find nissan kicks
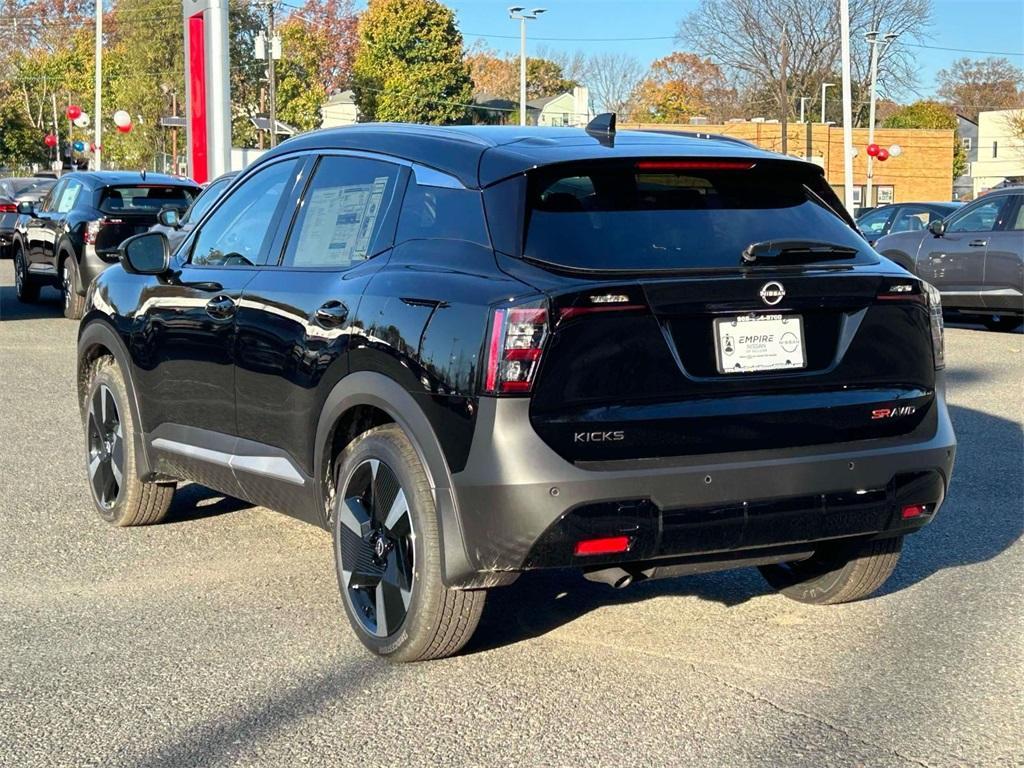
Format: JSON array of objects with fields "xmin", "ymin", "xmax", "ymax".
[{"xmin": 76, "ymin": 120, "xmax": 956, "ymax": 661}]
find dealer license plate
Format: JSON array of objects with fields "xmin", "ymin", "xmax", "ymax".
[{"xmin": 714, "ymin": 314, "xmax": 806, "ymax": 374}]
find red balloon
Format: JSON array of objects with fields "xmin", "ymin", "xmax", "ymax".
[
  {"xmin": 116, "ymin": 122, "xmax": 132, "ymax": 134},
  {"xmin": 866, "ymin": 143, "xmax": 880, "ymax": 157},
  {"xmin": 66, "ymin": 104, "xmax": 82, "ymax": 120},
  {"xmin": 44, "ymin": 133, "xmax": 58, "ymax": 148},
  {"xmin": 877, "ymin": 147, "xmax": 890, "ymax": 162}
]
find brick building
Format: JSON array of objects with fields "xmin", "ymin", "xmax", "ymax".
[{"xmin": 623, "ymin": 122, "xmax": 956, "ymax": 207}]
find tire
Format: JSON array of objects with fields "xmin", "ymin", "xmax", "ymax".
[
  {"xmin": 982, "ymin": 314, "xmax": 1022, "ymax": 332},
  {"xmin": 758, "ymin": 536, "xmax": 903, "ymax": 605},
  {"xmin": 82, "ymin": 356, "xmax": 175, "ymax": 526},
  {"xmin": 13, "ymin": 244, "xmax": 39, "ymax": 303},
  {"xmin": 62, "ymin": 255, "xmax": 86, "ymax": 320},
  {"xmin": 332, "ymin": 424, "xmax": 485, "ymax": 662}
]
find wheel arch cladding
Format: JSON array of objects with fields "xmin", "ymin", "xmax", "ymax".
[
  {"xmin": 78, "ymin": 320, "xmax": 153, "ymax": 478},
  {"xmin": 315, "ymin": 371, "xmax": 480, "ymax": 588}
]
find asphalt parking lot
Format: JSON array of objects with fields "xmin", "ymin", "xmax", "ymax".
[{"xmin": 1, "ymin": 260, "xmax": 1021, "ymax": 768}]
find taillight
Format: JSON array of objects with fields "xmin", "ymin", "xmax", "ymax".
[
  {"xmin": 484, "ymin": 300, "xmax": 549, "ymax": 395},
  {"xmin": 84, "ymin": 218, "xmax": 123, "ymax": 245},
  {"xmin": 0, "ymin": 203, "xmax": 17, "ymax": 213},
  {"xmin": 923, "ymin": 282, "xmax": 945, "ymax": 370}
]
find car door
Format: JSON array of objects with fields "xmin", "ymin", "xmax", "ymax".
[
  {"xmin": 232, "ymin": 153, "xmax": 407, "ymax": 515},
  {"xmin": 24, "ymin": 178, "xmax": 65, "ymax": 267},
  {"xmin": 982, "ymin": 194, "xmax": 1024, "ymax": 314},
  {"xmin": 132, "ymin": 157, "xmax": 305, "ymax": 494},
  {"xmin": 919, "ymin": 195, "xmax": 1011, "ymax": 310}
]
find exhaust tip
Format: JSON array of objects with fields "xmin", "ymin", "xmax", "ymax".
[{"xmin": 583, "ymin": 566, "xmax": 635, "ymax": 589}]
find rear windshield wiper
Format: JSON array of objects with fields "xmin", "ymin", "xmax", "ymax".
[{"xmin": 742, "ymin": 240, "xmax": 859, "ymax": 266}]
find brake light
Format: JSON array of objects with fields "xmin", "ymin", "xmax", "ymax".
[
  {"xmin": 635, "ymin": 160, "xmax": 755, "ymax": 172},
  {"xmin": 0, "ymin": 203, "xmax": 17, "ymax": 213},
  {"xmin": 84, "ymin": 218, "xmax": 123, "ymax": 245},
  {"xmin": 484, "ymin": 301, "xmax": 549, "ymax": 394}
]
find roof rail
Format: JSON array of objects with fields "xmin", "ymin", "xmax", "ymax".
[{"xmin": 635, "ymin": 128, "xmax": 759, "ymax": 150}]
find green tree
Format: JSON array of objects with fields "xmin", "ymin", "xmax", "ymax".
[
  {"xmin": 352, "ymin": 0, "xmax": 473, "ymax": 124},
  {"xmin": 276, "ymin": 20, "xmax": 328, "ymax": 132},
  {"xmin": 883, "ymin": 100, "xmax": 967, "ymax": 180}
]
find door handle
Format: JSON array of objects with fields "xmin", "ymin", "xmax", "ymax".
[
  {"xmin": 314, "ymin": 300, "xmax": 349, "ymax": 328},
  {"xmin": 205, "ymin": 294, "xmax": 237, "ymax": 320},
  {"xmin": 968, "ymin": 239, "xmax": 987, "ymax": 247}
]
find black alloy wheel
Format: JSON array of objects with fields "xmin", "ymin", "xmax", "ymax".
[
  {"xmin": 62, "ymin": 261, "xmax": 72, "ymax": 313},
  {"xmin": 86, "ymin": 383, "xmax": 125, "ymax": 509},
  {"xmin": 337, "ymin": 458, "xmax": 415, "ymax": 638}
]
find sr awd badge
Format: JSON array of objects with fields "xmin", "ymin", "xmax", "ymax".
[{"xmin": 760, "ymin": 281, "xmax": 786, "ymax": 306}]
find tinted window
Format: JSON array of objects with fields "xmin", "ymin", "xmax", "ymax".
[
  {"xmin": 282, "ymin": 156, "xmax": 401, "ymax": 268},
  {"xmin": 947, "ymin": 197, "xmax": 1009, "ymax": 233},
  {"xmin": 100, "ymin": 185, "xmax": 196, "ymax": 214},
  {"xmin": 857, "ymin": 207, "xmax": 893, "ymax": 236},
  {"xmin": 191, "ymin": 159, "xmax": 299, "ymax": 267},
  {"xmin": 523, "ymin": 161, "xmax": 870, "ymax": 271},
  {"xmin": 43, "ymin": 179, "xmax": 67, "ymax": 212},
  {"xmin": 181, "ymin": 177, "xmax": 232, "ymax": 225},
  {"xmin": 1010, "ymin": 197, "xmax": 1024, "ymax": 231},
  {"xmin": 890, "ymin": 206, "xmax": 932, "ymax": 234},
  {"xmin": 396, "ymin": 182, "xmax": 488, "ymax": 246}
]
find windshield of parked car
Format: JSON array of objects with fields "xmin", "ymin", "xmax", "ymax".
[
  {"xmin": 100, "ymin": 185, "xmax": 197, "ymax": 214},
  {"xmin": 523, "ymin": 160, "xmax": 873, "ymax": 271}
]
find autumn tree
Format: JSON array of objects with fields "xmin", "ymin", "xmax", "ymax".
[
  {"xmin": 290, "ymin": 0, "xmax": 359, "ymax": 93},
  {"xmin": 276, "ymin": 19, "xmax": 329, "ymax": 131},
  {"xmin": 631, "ymin": 52, "xmax": 736, "ymax": 123},
  {"xmin": 468, "ymin": 44, "xmax": 576, "ymax": 102},
  {"xmin": 937, "ymin": 57, "xmax": 1024, "ymax": 122},
  {"xmin": 352, "ymin": 0, "xmax": 473, "ymax": 124},
  {"xmin": 883, "ymin": 100, "xmax": 966, "ymax": 180}
]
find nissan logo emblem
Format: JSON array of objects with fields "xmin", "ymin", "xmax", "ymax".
[{"xmin": 760, "ymin": 281, "xmax": 785, "ymax": 306}]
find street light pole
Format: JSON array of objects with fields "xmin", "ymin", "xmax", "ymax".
[
  {"xmin": 839, "ymin": 0, "xmax": 854, "ymax": 210},
  {"xmin": 820, "ymin": 82, "xmax": 834, "ymax": 124},
  {"xmin": 865, "ymin": 31, "xmax": 898, "ymax": 209},
  {"xmin": 509, "ymin": 7, "xmax": 545, "ymax": 127},
  {"xmin": 94, "ymin": 0, "xmax": 102, "ymax": 170}
]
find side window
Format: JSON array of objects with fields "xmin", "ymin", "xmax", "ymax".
[
  {"xmin": 947, "ymin": 197, "xmax": 1009, "ymax": 233},
  {"xmin": 1009, "ymin": 197, "xmax": 1024, "ymax": 231},
  {"xmin": 55, "ymin": 179, "xmax": 83, "ymax": 213},
  {"xmin": 890, "ymin": 206, "xmax": 931, "ymax": 234},
  {"xmin": 190, "ymin": 159, "xmax": 299, "ymax": 267},
  {"xmin": 396, "ymin": 180, "xmax": 489, "ymax": 247},
  {"xmin": 43, "ymin": 179, "xmax": 66, "ymax": 212},
  {"xmin": 857, "ymin": 207, "xmax": 892, "ymax": 237},
  {"xmin": 282, "ymin": 156, "xmax": 402, "ymax": 269},
  {"xmin": 182, "ymin": 177, "xmax": 231, "ymax": 225}
]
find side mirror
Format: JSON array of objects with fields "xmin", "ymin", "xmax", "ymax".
[
  {"xmin": 16, "ymin": 201, "xmax": 34, "ymax": 215},
  {"xmin": 928, "ymin": 219, "xmax": 946, "ymax": 237},
  {"xmin": 120, "ymin": 231, "xmax": 170, "ymax": 275},
  {"xmin": 157, "ymin": 206, "xmax": 181, "ymax": 228}
]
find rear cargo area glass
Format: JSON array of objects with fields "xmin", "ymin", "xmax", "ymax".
[
  {"xmin": 524, "ymin": 161, "xmax": 871, "ymax": 271},
  {"xmin": 100, "ymin": 186, "xmax": 195, "ymax": 214}
]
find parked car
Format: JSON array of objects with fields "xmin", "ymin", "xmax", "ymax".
[
  {"xmin": 874, "ymin": 187, "xmax": 1023, "ymax": 331},
  {"xmin": 149, "ymin": 171, "xmax": 237, "ymax": 251},
  {"xmin": 77, "ymin": 122, "xmax": 955, "ymax": 661},
  {"xmin": 857, "ymin": 202, "xmax": 962, "ymax": 245},
  {"xmin": 0, "ymin": 177, "xmax": 57, "ymax": 258},
  {"xmin": 11, "ymin": 171, "xmax": 199, "ymax": 319}
]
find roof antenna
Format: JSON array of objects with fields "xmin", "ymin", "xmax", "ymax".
[{"xmin": 586, "ymin": 112, "xmax": 616, "ymax": 147}]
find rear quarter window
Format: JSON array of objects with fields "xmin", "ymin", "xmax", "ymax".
[
  {"xmin": 100, "ymin": 185, "xmax": 197, "ymax": 214},
  {"xmin": 396, "ymin": 182, "xmax": 489, "ymax": 247}
]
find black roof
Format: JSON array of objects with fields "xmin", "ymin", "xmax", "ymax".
[
  {"xmin": 258, "ymin": 123, "xmax": 810, "ymax": 189},
  {"xmin": 59, "ymin": 170, "xmax": 199, "ymax": 188}
]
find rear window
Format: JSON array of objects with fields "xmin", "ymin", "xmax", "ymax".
[
  {"xmin": 100, "ymin": 185, "xmax": 197, "ymax": 214},
  {"xmin": 523, "ymin": 160, "xmax": 871, "ymax": 271}
]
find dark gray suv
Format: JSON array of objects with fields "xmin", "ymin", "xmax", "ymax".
[{"xmin": 874, "ymin": 187, "xmax": 1023, "ymax": 331}]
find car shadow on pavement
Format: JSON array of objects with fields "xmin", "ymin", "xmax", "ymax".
[
  {"xmin": 0, "ymin": 285, "xmax": 64, "ymax": 321},
  {"xmin": 163, "ymin": 482, "xmax": 254, "ymax": 524},
  {"xmin": 467, "ymin": 403, "xmax": 1022, "ymax": 655}
]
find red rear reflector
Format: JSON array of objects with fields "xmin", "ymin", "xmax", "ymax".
[
  {"xmin": 901, "ymin": 504, "xmax": 927, "ymax": 519},
  {"xmin": 635, "ymin": 160, "xmax": 755, "ymax": 172},
  {"xmin": 574, "ymin": 536, "xmax": 631, "ymax": 556}
]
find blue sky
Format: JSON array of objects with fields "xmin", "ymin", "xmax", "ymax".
[{"xmin": 442, "ymin": 0, "xmax": 1024, "ymax": 98}]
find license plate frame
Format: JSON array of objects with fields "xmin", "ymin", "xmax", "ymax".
[{"xmin": 713, "ymin": 313, "xmax": 807, "ymax": 374}]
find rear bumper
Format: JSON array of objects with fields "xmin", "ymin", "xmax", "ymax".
[
  {"xmin": 76, "ymin": 244, "xmax": 117, "ymax": 295},
  {"xmin": 449, "ymin": 383, "xmax": 955, "ymax": 580}
]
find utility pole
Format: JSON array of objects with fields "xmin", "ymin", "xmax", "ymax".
[
  {"xmin": 820, "ymin": 82, "xmax": 834, "ymax": 124},
  {"xmin": 171, "ymin": 91, "xmax": 178, "ymax": 174},
  {"xmin": 94, "ymin": 0, "xmax": 102, "ymax": 170},
  {"xmin": 266, "ymin": 1, "xmax": 278, "ymax": 148},
  {"xmin": 839, "ymin": 0, "xmax": 854, "ymax": 210},
  {"xmin": 51, "ymin": 93, "xmax": 60, "ymax": 171},
  {"xmin": 509, "ymin": 7, "xmax": 546, "ymax": 126},
  {"xmin": 779, "ymin": 27, "xmax": 788, "ymax": 154},
  {"xmin": 865, "ymin": 31, "xmax": 898, "ymax": 209}
]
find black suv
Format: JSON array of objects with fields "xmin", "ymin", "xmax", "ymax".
[
  {"xmin": 76, "ymin": 123, "xmax": 956, "ymax": 661},
  {"xmin": 12, "ymin": 171, "xmax": 199, "ymax": 319}
]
